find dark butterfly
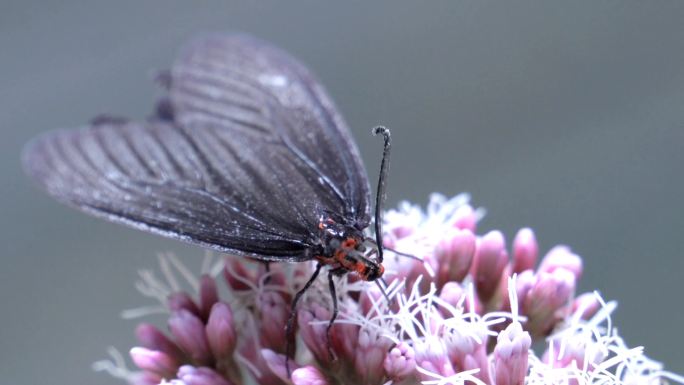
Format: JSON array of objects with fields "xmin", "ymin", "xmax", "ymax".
[{"xmin": 22, "ymin": 33, "xmax": 393, "ymax": 369}]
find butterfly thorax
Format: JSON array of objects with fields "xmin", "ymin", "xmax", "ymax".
[{"xmin": 314, "ymin": 215, "xmax": 384, "ymax": 282}]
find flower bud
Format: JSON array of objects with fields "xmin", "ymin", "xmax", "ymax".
[
  {"xmin": 206, "ymin": 302, "xmax": 237, "ymax": 360},
  {"xmin": 168, "ymin": 292, "xmax": 201, "ymax": 317},
  {"xmin": 415, "ymin": 336, "xmax": 456, "ymax": 380},
  {"xmin": 199, "ymin": 275, "xmax": 219, "ymax": 321},
  {"xmin": 176, "ymin": 365, "xmax": 234, "ymax": 385},
  {"xmin": 260, "ymin": 349, "xmax": 295, "ymax": 383},
  {"xmin": 353, "ymin": 329, "xmax": 391, "ymax": 385},
  {"xmin": 434, "ymin": 228, "xmax": 476, "ymax": 287},
  {"xmin": 135, "ymin": 323, "xmax": 185, "ymax": 362},
  {"xmin": 538, "ymin": 245, "xmax": 583, "ymax": 280},
  {"xmin": 472, "ymin": 230, "xmax": 508, "ymax": 304},
  {"xmin": 524, "ymin": 269, "xmax": 575, "ymax": 337},
  {"xmin": 222, "ymin": 259, "xmax": 256, "ymax": 291},
  {"xmin": 257, "ymin": 290, "xmax": 289, "ymax": 351},
  {"xmin": 451, "ymin": 204, "xmax": 477, "ymax": 232},
  {"xmin": 512, "ymin": 228, "xmax": 538, "ymax": 273},
  {"xmin": 168, "ymin": 309, "xmax": 212, "ymax": 365},
  {"xmin": 130, "ymin": 347, "xmax": 179, "ymax": 379},
  {"xmin": 384, "ymin": 342, "xmax": 417, "ymax": 381},
  {"xmin": 298, "ymin": 304, "xmax": 332, "ymax": 365},
  {"xmin": 492, "ymin": 322, "xmax": 531, "ymax": 385},
  {"xmin": 572, "ymin": 292, "xmax": 601, "ymax": 320},
  {"xmin": 291, "ymin": 365, "xmax": 329, "ymax": 385}
]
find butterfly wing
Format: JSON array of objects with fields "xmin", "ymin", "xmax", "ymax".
[
  {"xmin": 169, "ymin": 34, "xmax": 371, "ymax": 227},
  {"xmin": 23, "ymin": 34, "xmax": 371, "ymax": 260}
]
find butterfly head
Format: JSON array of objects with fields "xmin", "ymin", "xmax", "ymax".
[{"xmin": 358, "ymin": 259, "xmax": 384, "ymax": 281}]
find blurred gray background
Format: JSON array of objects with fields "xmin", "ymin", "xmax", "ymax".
[{"xmin": 2, "ymin": 1, "xmax": 684, "ymax": 384}]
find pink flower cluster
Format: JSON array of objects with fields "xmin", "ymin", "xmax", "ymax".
[{"xmin": 95, "ymin": 194, "xmax": 681, "ymax": 385}]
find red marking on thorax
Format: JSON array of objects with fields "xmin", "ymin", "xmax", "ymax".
[
  {"xmin": 313, "ymin": 236, "xmax": 364, "ymax": 272},
  {"xmin": 341, "ymin": 238, "xmax": 357, "ymax": 249}
]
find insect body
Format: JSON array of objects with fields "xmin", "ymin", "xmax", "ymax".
[
  {"xmin": 23, "ymin": 33, "xmax": 392, "ymax": 372},
  {"xmin": 314, "ymin": 214, "xmax": 384, "ymax": 281}
]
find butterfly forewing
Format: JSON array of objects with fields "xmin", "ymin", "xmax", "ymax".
[
  {"xmin": 22, "ymin": 34, "xmax": 371, "ymax": 261},
  {"xmin": 170, "ymin": 34, "xmax": 371, "ymax": 226}
]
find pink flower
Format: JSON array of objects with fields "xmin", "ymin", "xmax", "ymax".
[
  {"xmin": 291, "ymin": 366, "xmax": 329, "ymax": 385},
  {"xmin": 384, "ymin": 342, "xmax": 417, "ymax": 382},
  {"xmin": 511, "ymin": 228, "xmax": 538, "ymax": 274},
  {"xmin": 471, "ymin": 230, "xmax": 508, "ymax": 306},
  {"xmin": 492, "ymin": 322, "xmax": 531, "ymax": 385},
  {"xmin": 433, "ymin": 228, "xmax": 476, "ymax": 288},
  {"xmin": 92, "ymin": 194, "xmax": 680, "ymax": 385}
]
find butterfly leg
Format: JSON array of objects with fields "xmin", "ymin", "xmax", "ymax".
[
  {"xmin": 285, "ymin": 262, "xmax": 323, "ymax": 376},
  {"xmin": 262, "ymin": 261, "xmax": 271, "ymax": 284},
  {"xmin": 326, "ymin": 269, "xmax": 338, "ymax": 362}
]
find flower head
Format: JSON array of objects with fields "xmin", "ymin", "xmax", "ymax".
[{"xmin": 93, "ymin": 194, "xmax": 682, "ymax": 385}]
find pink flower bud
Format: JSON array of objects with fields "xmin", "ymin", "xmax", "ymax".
[
  {"xmin": 298, "ymin": 304, "xmax": 332, "ymax": 365},
  {"xmin": 572, "ymin": 292, "xmax": 601, "ymax": 320},
  {"xmin": 472, "ymin": 230, "xmax": 509, "ymax": 304},
  {"xmin": 206, "ymin": 302, "xmax": 236, "ymax": 360},
  {"xmin": 434, "ymin": 229, "xmax": 476, "ymax": 287},
  {"xmin": 493, "ymin": 322, "xmax": 531, "ymax": 385},
  {"xmin": 199, "ymin": 275, "xmax": 219, "ymax": 321},
  {"xmin": 538, "ymin": 245, "xmax": 583, "ymax": 280},
  {"xmin": 512, "ymin": 228, "xmax": 538, "ymax": 273},
  {"xmin": 353, "ymin": 329, "xmax": 392, "ymax": 385},
  {"xmin": 384, "ymin": 342, "xmax": 417, "ymax": 381},
  {"xmin": 257, "ymin": 290, "xmax": 289, "ymax": 351},
  {"xmin": 415, "ymin": 337, "xmax": 456, "ymax": 380},
  {"xmin": 514, "ymin": 270, "xmax": 536, "ymax": 307},
  {"xmin": 443, "ymin": 327, "xmax": 491, "ymax": 383},
  {"xmin": 222, "ymin": 259, "xmax": 256, "ymax": 291},
  {"xmin": 168, "ymin": 309, "xmax": 212, "ymax": 365},
  {"xmin": 439, "ymin": 281, "xmax": 482, "ymax": 315},
  {"xmin": 261, "ymin": 349, "xmax": 297, "ymax": 383},
  {"xmin": 543, "ymin": 337, "xmax": 606, "ymax": 371},
  {"xmin": 524, "ymin": 269, "xmax": 576, "ymax": 337},
  {"xmin": 386, "ymin": 242, "xmax": 431, "ymax": 293},
  {"xmin": 262, "ymin": 264, "xmax": 288, "ymax": 288},
  {"xmin": 176, "ymin": 365, "xmax": 234, "ymax": 385},
  {"xmin": 168, "ymin": 292, "xmax": 201, "ymax": 317},
  {"xmin": 291, "ymin": 365, "xmax": 329, "ymax": 385},
  {"xmin": 329, "ymin": 315, "xmax": 360, "ymax": 363},
  {"xmin": 130, "ymin": 347, "xmax": 179, "ymax": 379},
  {"xmin": 451, "ymin": 204, "xmax": 477, "ymax": 231},
  {"xmin": 462, "ymin": 353, "xmax": 490, "ymax": 383},
  {"xmin": 439, "ymin": 281, "xmax": 466, "ymax": 308},
  {"xmin": 237, "ymin": 328, "xmax": 283, "ymax": 385},
  {"xmin": 135, "ymin": 323, "xmax": 185, "ymax": 362}
]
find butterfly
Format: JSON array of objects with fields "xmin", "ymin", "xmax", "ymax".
[{"xmin": 22, "ymin": 33, "xmax": 393, "ymax": 372}]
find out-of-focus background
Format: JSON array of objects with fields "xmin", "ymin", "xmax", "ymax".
[{"xmin": 2, "ymin": 2, "xmax": 683, "ymax": 384}]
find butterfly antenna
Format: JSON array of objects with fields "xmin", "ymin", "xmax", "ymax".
[
  {"xmin": 384, "ymin": 246, "xmax": 422, "ymax": 262},
  {"xmin": 364, "ymin": 237, "xmax": 422, "ymax": 262},
  {"xmin": 372, "ymin": 126, "xmax": 391, "ymax": 263}
]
